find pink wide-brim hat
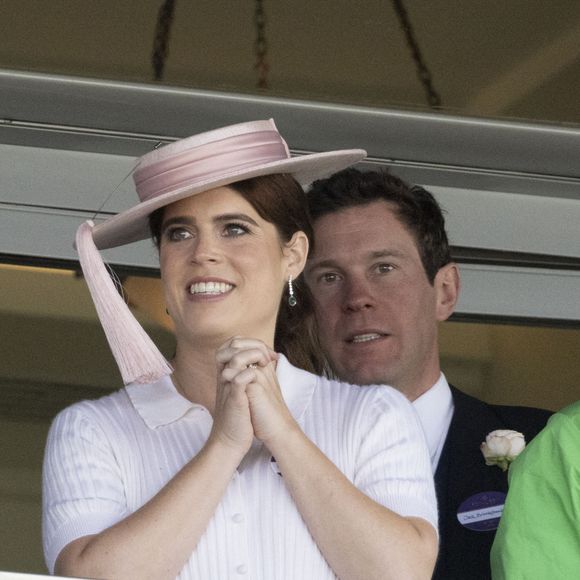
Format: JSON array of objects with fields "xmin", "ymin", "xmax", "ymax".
[
  {"xmin": 76, "ymin": 119, "xmax": 366, "ymax": 386},
  {"xmin": 92, "ymin": 119, "xmax": 366, "ymax": 249}
]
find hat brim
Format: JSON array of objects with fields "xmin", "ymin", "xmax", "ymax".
[{"xmin": 92, "ymin": 149, "xmax": 365, "ymax": 249}]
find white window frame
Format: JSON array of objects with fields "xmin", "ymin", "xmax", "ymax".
[{"xmin": 1, "ymin": 69, "xmax": 579, "ymax": 322}]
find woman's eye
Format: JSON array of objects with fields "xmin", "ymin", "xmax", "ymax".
[
  {"xmin": 224, "ymin": 222, "xmax": 250, "ymax": 237},
  {"xmin": 166, "ymin": 227, "xmax": 192, "ymax": 242}
]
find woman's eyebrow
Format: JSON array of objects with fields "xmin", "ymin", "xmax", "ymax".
[
  {"xmin": 161, "ymin": 213, "xmax": 260, "ymax": 234},
  {"xmin": 214, "ymin": 213, "xmax": 259, "ymax": 226},
  {"xmin": 160, "ymin": 216, "xmax": 195, "ymax": 234}
]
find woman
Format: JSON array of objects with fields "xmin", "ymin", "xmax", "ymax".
[{"xmin": 43, "ymin": 120, "xmax": 438, "ymax": 579}]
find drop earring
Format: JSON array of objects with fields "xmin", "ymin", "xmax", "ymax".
[{"xmin": 287, "ymin": 275, "xmax": 297, "ymax": 307}]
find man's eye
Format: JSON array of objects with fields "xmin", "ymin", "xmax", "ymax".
[
  {"xmin": 224, "ymin": 222, "xmax": 250, "ymax": 237},
  {"xmin": 321, "ymin": 272, "xmax": 340, "ymax": 284},
  {"xmin": 376, "ymin": 263, "xmax": 394, "ymax": 274}
]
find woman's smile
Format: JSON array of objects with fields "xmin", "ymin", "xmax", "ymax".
[{"xmin": 187, "ymin": 278, "xmax": 235, "ymax": 300}]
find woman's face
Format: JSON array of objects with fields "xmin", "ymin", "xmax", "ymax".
[{"xmin": 159, "ymin": 186, "xmax": 306, "ymax": 348}]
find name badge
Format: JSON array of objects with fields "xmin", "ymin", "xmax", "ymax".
[{"xmin": 456, "ymin": 491, "xmax": 506, "ymax": 532}]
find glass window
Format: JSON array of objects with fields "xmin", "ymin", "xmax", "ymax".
[{"xmin": 440, "ymin": 319, "xmax": 580, "ymax": 412}]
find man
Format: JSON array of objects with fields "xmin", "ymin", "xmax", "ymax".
[{"xmin": 304, "ymin": 168, "xmax": 551, "ymax": 580}]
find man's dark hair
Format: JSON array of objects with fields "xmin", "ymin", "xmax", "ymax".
[{"xmin": 307, "ymin": 168, "xmax": 452, "ymax": 283}]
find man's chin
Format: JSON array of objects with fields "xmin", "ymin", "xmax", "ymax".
[{"xmin": 338, "ymin": 365, "xmax": 396, "ymax": 388}]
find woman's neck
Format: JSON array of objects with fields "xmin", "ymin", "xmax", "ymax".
[{"xmin": 170, "ymin": 343, "xmax": 220, "ymax": 413}]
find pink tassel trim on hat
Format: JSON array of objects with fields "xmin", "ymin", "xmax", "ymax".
[{"xmin": 75, "ymin": 220, "xmax": 173, "ymax": 385}]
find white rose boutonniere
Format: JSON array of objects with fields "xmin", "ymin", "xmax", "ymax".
[{"xmin": 480, "ymin": 429, "xmax": 526, "ymax": 472}]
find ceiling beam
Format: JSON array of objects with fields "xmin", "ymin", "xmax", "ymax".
[
  {"xmin": 1, "ymin": 69, "xmax": 580, "ymax": 180},
  {"xmin": 467, "ymin": 21, "xmax": 580, "ymax": 115}
]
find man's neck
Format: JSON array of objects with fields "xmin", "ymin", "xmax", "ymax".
[{"xmin": 402, "ymin": 371, "xmax": 442, "ymax": 402}]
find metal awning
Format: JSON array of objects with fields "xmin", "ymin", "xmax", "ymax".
[{"xmin": 1, "ymin": 69, "xmax": 579, "ymax": 322}]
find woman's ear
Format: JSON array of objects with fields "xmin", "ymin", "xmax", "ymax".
[{"xmin": 283, "ymin": 231, "xmax": 309, "ymax": 278}]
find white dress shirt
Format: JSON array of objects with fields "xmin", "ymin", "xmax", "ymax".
[
  {"xmin": 43, "ymin": 356, "xmax": 437, "ymax": 580},
  {"xmin": 412, "ymin": 373, "xmax": 455, "ymax": 472}
]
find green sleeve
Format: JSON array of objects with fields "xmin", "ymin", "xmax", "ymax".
[{"xmin": 491, "ymin": 403, "xmax": 580, "ymax": 579}]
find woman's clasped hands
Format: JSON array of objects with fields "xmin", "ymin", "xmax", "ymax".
[{"xmin": 211, "ymin": 336, "xmax": 299, "ymax": 456}]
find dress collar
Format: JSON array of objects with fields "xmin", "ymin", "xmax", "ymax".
[
  {"xmin": 276, "ymin": 354, "xmax": 317, "ymax": 423},
  {"xmin": 125, "ymin": 354, "xmax": 316, "ymax": 430},
  {"xmin": 125, "ymin": 374, "xmax": 196, "ymax": 429}
]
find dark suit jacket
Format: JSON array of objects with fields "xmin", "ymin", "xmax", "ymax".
[{"xmin": 432, "ymin": 386, "xmax": 552, "ymax": 580}]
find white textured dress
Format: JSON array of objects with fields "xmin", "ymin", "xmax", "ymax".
[{"xmin": 43, "ymin": 356, "xmax": 437, "ymax": 579}]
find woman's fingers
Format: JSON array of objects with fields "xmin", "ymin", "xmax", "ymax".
[
  {"xmin": 212, "ymin": 336, "xmax": 284, "ymax": 452},
  {"xmin": 244, "ymin": 366, "xmax": 298, "ymax": 447},
  {"xmin": 216, "ymin": 337, "xmax": 278, "ymax": 369},
  {"xmin": 218, "ymin": 340, "xmax": 278, "ymax": 390},
  {"xmin": 220, "ymin": 347, "xmax": 270, "ymax": 368},
  {"xmin": 221, "ymin": 365, "xmax": 259, "ymax": 385},
  {"xmin": 210, "ymin": 378, "xmax": 253, "ymax": 453}
]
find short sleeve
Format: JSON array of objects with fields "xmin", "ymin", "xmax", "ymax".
[
  {"xmin": 354, "ymin": 388, "xmax": 438, "ymax": 533},
  {"xmin": 490, "ymin": 409, "xmax": 580, "ymax": 579},
  {"xmin": 42, "ymin": 404, "xmax": 130, "ymax": 573}
]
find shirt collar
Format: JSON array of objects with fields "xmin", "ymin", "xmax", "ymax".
[
  {"xmin": 126, "ymin": 354, "xmax": 315, "ymax": 430},
  {"xmin": 412, "ymin": 373, "xmax": 454, "ymax": 468}
]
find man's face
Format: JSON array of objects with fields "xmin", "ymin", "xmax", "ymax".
[{"xmin": 305, "ymin": 201, "xmax": 458, "ymax": 399}]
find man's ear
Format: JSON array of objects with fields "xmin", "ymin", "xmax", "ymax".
[
  {"xmin": 283, "ymin": 231, "xmax": 309, "ymax": 278},
  {"xmin": 435, "ymin": 262, "xmax": 460, "ymax": 321}
]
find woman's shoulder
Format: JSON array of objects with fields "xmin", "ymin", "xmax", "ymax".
[
  {"xmin": 282, "ymin": 357, "xmax": 411, "ymax": 415},
  {"xmin": 50, "ymin": 387, "xmax": 133, "ymax": 432}
]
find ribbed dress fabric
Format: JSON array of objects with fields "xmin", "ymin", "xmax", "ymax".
[{"xmin": 43, "ymin": 356, "xmax": 437, "ymax": 579}]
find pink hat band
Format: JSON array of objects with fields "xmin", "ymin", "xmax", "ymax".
[{"xmin": 134, "ymin": 129, "xmax": 290, "ymax": 202}]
